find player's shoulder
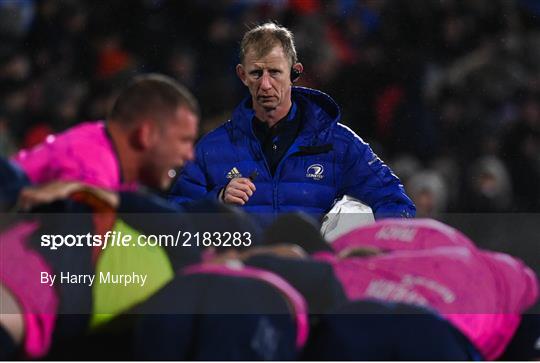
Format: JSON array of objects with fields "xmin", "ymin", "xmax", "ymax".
[
  {"xmin": 41, "ymin": 121, "xmax": 105, "ymax": 148},
  {"xmin": 64, "ymin": 120, "xmax": 104, "ymax": 134}
]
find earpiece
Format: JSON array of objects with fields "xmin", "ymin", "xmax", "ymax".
[{"xmin": 290, "ymin": 67, "xmax": 302, "ymax": 82}]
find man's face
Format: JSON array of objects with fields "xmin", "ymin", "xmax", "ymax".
[
  {"xmin": 238, "ymin": 45, "xmax": 292, "ymax": 112},
  {"xmin": 141, "ymin": 106, "xmax": 198, "ymax": 190}
]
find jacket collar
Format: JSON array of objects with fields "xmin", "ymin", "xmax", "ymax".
[{"xmin": 231, "ymin": 87, "xmax": 341, "ymax": 142}]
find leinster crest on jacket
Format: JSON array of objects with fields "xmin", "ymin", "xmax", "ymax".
[{"xmin": 306, "ymin": 164, "xmax": 324, "ymax": 180}]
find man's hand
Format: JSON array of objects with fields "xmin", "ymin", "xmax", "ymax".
[
  {"xmin": 16, "ymin": 181, "xmax": 119, "ymax": 211},
  {"xmin": 222, "ymin": 177, "xmax": 256, "ymax": 205},
  {"xmin": 17, "ymin": 181, "xmax": 83, "ymax": 211}
]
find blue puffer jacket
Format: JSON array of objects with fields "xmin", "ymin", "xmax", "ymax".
[{"xmin": 169, "ymin": 87, "xmax": 415, "ymax": 219}]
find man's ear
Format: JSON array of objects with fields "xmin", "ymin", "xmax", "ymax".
[
  {"xmin": 291, "ymin": 62, "xmax": 304, "ymax": 83},
  {"xmin": 236, "ymin": 64, "xmax": 248, "ymax": 86},
  {"xmin": 132, "ymin": 121, "xmax": 155, "ymax": 150},
  {"xmin": 293, "ymin": 63, "xmax": 304, "ymax": 73}
]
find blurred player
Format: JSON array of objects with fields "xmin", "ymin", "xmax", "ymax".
[
  {"xmin": 10, "ymin": 73, "xmax": 199, "ymax": 194},
  {"xmin": 308, "ymin": 218, "xmax": 538, "ymax": 360}
]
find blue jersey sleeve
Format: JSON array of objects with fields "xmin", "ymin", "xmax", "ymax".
[{"xmin": 1, "ymin": 157, "xmax": 31, "ymax": 210}]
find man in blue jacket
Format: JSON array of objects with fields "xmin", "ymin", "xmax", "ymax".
[{"xmin": 169, "ymin": 23, "xmax": 415, "ymax": 220}]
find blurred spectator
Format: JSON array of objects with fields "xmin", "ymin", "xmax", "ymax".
[
  {"xmin": 0, "ymin": 52, "xmax": 32, "ymax": 81},
  {"xmin": 464, "ymin": 156, "xmax": 514, "ymax": 212},
  {"xmin": 431, "ymin": 156, "xmax": 461, "ymax": 211},
  {"xmin": 389, "ymin": 154, "xmax": 421, "ymax": 186},
  {"xmin": 164, "ymin": 47, "xmax": 198, "ymax": 89},
  {"xmin": 0, "ymin": 0, "xmax": 35, "ymax": 40},
  {"xmin": 501, "ymin": 92, "xmax": 540, "ymax": 211},
  {"xmin": 407, "ymin": 170, "xmax": 448, "ymax": 218}
]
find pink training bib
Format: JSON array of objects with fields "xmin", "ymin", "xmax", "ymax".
[
  {"xmin": 0, "ymin": 221, "xmax": 59, "ymax": 358},
  {"xmin": 316, "ymin": 219, "xmax": 539, "ymax": 360},
  {"xmin": 12, "ymin": 121, "xmax": 122, "ymax": 190}
]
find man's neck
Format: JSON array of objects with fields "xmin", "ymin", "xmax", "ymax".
[
  {"xmin": 106, "ymin": 122, "xmax": 139, "ymax": 184},
  {"xmin": 254, "ymin": 98, "xmax": 292, "ymax": 128}
]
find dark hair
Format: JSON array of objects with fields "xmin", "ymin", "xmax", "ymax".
[
  {"xmin": 239, "ymin": 22, "xmax": 298, "ymax": 66},
  {"xmin": 108, "ymin": 73, "xmax": 199, "ymax": 126}
]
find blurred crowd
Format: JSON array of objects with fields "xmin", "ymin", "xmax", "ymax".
[{"xmin": 1, "ymin": 0, "xmax": 540, "ymax": 215}]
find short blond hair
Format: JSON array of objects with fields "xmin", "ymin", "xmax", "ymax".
[{"xmin": 239, "ymin": 22, "xmax": 298, "ymax": 66}]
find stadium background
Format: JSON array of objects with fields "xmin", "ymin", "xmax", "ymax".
[{"xmin": 0, "ymin": 0, "xmax": 539, "ymax": 270}]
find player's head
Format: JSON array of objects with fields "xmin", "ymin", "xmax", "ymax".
[
  {"xmin": 108, "ymin": 74, "xmax": 199, "ymax": 190},
  {"xmin": 264, "ymin": 213, "xmax": 331, "ymax": 254},
  {"xmin": 236, "ymin": 23, "xmax": 303, "ymax": 113}
]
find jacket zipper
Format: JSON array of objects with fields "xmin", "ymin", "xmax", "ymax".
[
  {"xmin": 250, "ymin": 123, "xmax": 310, "ymax": 214},
  {"xmin": 271, "ymin": 138, "xmax": 307, "ymax": 214},
  {"xmin": 248, "ymin": 126, "xmax": 274, "ymax": 211}
]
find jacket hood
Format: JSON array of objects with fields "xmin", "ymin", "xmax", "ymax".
[{"xmin": 231, "ymin": 87, "xmax": 341, "ymax": 138}]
